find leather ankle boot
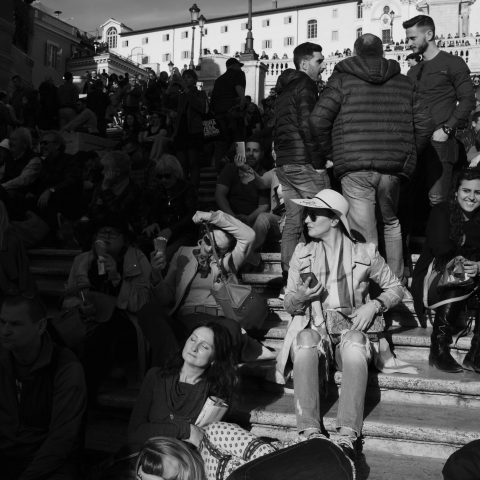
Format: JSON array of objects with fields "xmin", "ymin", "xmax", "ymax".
[
  {"xmin": 429, "ymin": 303, "xmax": 463, "ymax": 373},
  {"xmin": 463, "ymin": 314, "xmax": 480, "ymax": 373}
]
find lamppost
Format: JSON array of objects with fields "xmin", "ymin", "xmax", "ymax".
[
  {"xmin": 389, "ymin": 10, "xmax": 395, "ymax": 43},
  {"xmin": 241, "ymin": 0, "xmax": 257, "ymax": 60},
  {"xmin": 197, "ymin": 14, "xmax": 207, "ymax": 67},
  {"xmin": 189, "ymin": 3, "xmax": 200, "ymax": 69}
]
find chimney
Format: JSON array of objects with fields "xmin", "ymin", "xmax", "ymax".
[{"xmin": 272, "ymin": 1, "xmax": 278, "ymax": 8}]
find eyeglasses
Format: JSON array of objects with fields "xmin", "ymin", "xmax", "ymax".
[
  {"xmin": 157, "ymin": 173, "xmax": 173, "ymax": 180},
  {"xmin": 202, "ymin": 234, "xmax": 212, "ymax": 246}
]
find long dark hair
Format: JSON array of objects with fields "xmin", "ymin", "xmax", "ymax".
[
  {"xmin": 449, "ymin": 167, "xmax": 480, "ymax": 246},
  {"xmin": 161, "ymin": 322, "xmax": 237, "ymax": 402}
]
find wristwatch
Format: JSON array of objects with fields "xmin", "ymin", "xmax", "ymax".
[
  {"xmin": 442, "ymin": 125, "xmax": 454, "ymax": 136},
  {"xmin": 372, "ymin": 298, "xmax": 387, "ymax": 315}
]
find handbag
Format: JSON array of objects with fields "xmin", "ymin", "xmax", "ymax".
[
  {"xmin": 438, "ymin": 256, "xmax": 475, "ymax": 290},
  {"xmin": 423, "ymin": 256, "xmax": 476, "ymax": 310},
  {"xmin": 204, "ymin": 223, "xmax": 268, "ymax": 330}
]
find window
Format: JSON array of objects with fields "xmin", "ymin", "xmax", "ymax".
[
  {"xmin": 162, "ymin": 53, "xmax": 171, "ymax": 62},
  {"xmin": 222, "ymin": 45, "xmax": 230, "ymax": 54},
  {"xmin": 142, "ymin": 56, "xmax": 150, "ymax": 64},
  {"xmin": 163, "ymin": 33, "xmax": 170, "ymax": 41},
  {"xmin": 382, "ymin": 29, "xmax": 391, "ymax": 44},
  {"xmin": 241, "ymin": 22, "xmax": 248, "ymax": 30},
  {"xmin": 332, "ymin": 8, "xmax": 338, "ymax": 17},
  {"xmin": 44, "ymin": 41, "xmax": 59, "ymax": 68},
  {"xmin": 332, "ymin": 30, "xmax": 339, "ymax": 41},
  {"xmin": 203, "ymin": 28, "xmax": 208, "ymax": 35},
  {"xmin": 142, "ymin": 37, "xmax": 149, "ymax": 45},
  {"xmin": 181, "ymin": 31, "xmax": 189, "ymax": 39},
  {"xmin": 307, "ymin": 20, "xmax": 317, "ymax": 39},
  {"xmin": 262, "ymin": 19, "xmax": 270, "ymax": 27},
  {"xmin": 262, "ymin": 40, "xmax": 272, "ymax": 49},
  {"xmin": 221, "ymin": 25, "xmax": 228, "ymax": 33},
  {"xmin": 356, "ymin": 27, "xmax": 363, "ymax": 38},
  {"xmin": 284, "ymin": 16, "xmax": 292, "ymax": 24},
  {"xmin": 284, "ymin": 36, "xmax": 294, "ymax": 46},
  {"xmin": 182, "ymin": 50, "xmax": 190, "ymax": 59},
  {"xmin": 122, "ymin": 40, "xmax": 129, "ymax": 47},
  {"xmin": 106, "ymin": 27, "xmax": 118, "ymax": 49},
  {"xmin": 357, "ymin": 1, "xmax": 363, "ymax": 19}
]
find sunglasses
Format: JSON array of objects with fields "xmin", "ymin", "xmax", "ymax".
[{"xmin": 305, "ymin": 209, "xmax": 321, "ymax": 221}]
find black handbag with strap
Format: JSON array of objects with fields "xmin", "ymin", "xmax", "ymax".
[{"xmin": 204, "ymin": 223, "xmax": 268, "ymax": 330}]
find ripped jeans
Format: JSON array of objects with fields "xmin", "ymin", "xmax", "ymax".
[{"xmin": 292, "ymin": 329, "xmax": 372, "ymax": 437}]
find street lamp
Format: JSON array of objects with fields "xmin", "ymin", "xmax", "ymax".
[
  {"xmin": 198, "ymin": 14, "xmax": 207, "ymax": 66},
  {"xmin": 389, "ymin": 10, "xmax": 395, "ymax": 43},
  {"xmin": 241, "ymin": 0, "xmax": 258, "ymax": 60},
  {"xmin": 189, "ymin": 3, "xmax": 201, "ymax": 69}
]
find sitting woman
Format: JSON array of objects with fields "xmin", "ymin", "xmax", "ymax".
[
  {"xmin": 62, "ymin": 216, "xmax": 152, "ymax": 398},
  {"xmin": 412, "ymin": 167, "xmax": 480, "ymax": 373},
  {"xmin": 138, "ymin": 210, "xmax": 260, "ymax": 366},
  {"xmin": 127, "ymin": 323, "xmax": 236, "ymax": 453},
  {"xmin": 139, "ymin": 155, "xmax": 197, "ymax": 261}
]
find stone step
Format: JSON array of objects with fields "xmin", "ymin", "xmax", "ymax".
[
  {"xmin": 84, "ymin": 408, "xmax": 445, "ymax": 480},
  {"xmin": 239, "ymin": 358, "xmax": 480, "ymax": 409},
  {"xmin": 229, "ymin": 382, "xmax": 479, "ymax": 459}
]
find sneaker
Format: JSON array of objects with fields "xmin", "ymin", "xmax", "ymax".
[{"xmin": 336, "ymin": 436, "xmax": 356, "ymax": 463}]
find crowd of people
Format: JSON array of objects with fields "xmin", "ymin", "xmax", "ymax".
[{"xmin": 1, "ymin": 12, "xmax": 480, "ymax": 480}]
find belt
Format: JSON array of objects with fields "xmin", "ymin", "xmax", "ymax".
[{"xmin": 180, "ymin": 305, "xmax": 223, "ymax": 317}]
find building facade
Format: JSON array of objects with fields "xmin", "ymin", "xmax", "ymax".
[{"xmin": 98, "ymin": 0, "xmax": 480, "ymax": 75}]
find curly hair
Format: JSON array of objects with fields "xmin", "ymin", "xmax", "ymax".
[
  {"xmin": 161, "ymin": 322, "xmax": 237, "ymax": 402},
  {"xmin": 449, "ymin": 167, "xmax": 480, "ymax": 246},
  {"xmin": 136, "ymin": 436, "xmax": 206, "ymax": 480}
]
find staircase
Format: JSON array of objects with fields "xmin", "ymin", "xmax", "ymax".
[{"xmin": 27, "ymin": 245, "xmax": 479, "ymax": 479}]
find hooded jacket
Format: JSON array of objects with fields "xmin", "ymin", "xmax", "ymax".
[
  {"xmin": 309, "ymin": 56, "xmax": 432, "ymax": 179},
  {"xmin": 273, "ymin": 69, "xmax": 323, "ymax": 169}
]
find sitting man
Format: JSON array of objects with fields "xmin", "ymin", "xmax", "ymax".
[
  {"xmin": 61, "ymin": 98, "xmax": 99, "ymax": 135},
  {"xmin": 30, "ymin": 131, "xmax": 83, "ymax": 237},
  {"xmin": 0, "ymin": 295, "xmax": 87, "ymax": 480},
  {"xmin": 216, "ymin": 138, "xmax": 279, "ymax": 267},
  {"xmin": 274, "ymin": 189, "xmax": 415, "ymax": 461}
]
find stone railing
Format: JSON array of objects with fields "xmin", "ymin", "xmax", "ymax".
[{"xmin": 263, "ymin": 43, "xmax": 480, "ymax": 92}]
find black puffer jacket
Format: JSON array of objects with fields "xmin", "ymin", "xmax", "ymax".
[
  {"xmin": 309, "ymin": 56, "xmax": 432, "ymax": 179},
  {"xmin": 274, "ymin": 69, "xmax": 324, "ymax": 169}
]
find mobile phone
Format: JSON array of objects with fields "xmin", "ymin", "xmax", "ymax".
[
  {"xmin": 300, "ymin": 272, "xmax": 319, "ymax": 288},
  {"xmin": 235, "ymin": 141, "xmax": 246, "ymax": 157}
]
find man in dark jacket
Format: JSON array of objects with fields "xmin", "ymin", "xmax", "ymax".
[
  {"xmin": 0, "ymin": 295, "xmax": 86, "ymax": 480},
  {"xmin": 274, "ymin": 42, "xmax": 330, "ymax": 282},
  {"xmin": 404, "ymin": 15, "xmax": 475, "ymax": 205},
  {"xmin": 309, "ymin": 34, "xmax": 431, "ymax": 280}
]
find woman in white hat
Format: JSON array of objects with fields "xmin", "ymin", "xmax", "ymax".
[{"xmin": 274, "ymin": 189, "xmax": 415, "ymax": 460}]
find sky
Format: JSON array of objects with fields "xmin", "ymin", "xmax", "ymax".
[{"xmin": 39, "ymin": 0, "xmax": 321, "ymax": 34}]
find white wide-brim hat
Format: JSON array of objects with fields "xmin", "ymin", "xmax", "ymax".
[{"xmin": 291, "ymin": 189, "xmax": 351, "ymax": 236}]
